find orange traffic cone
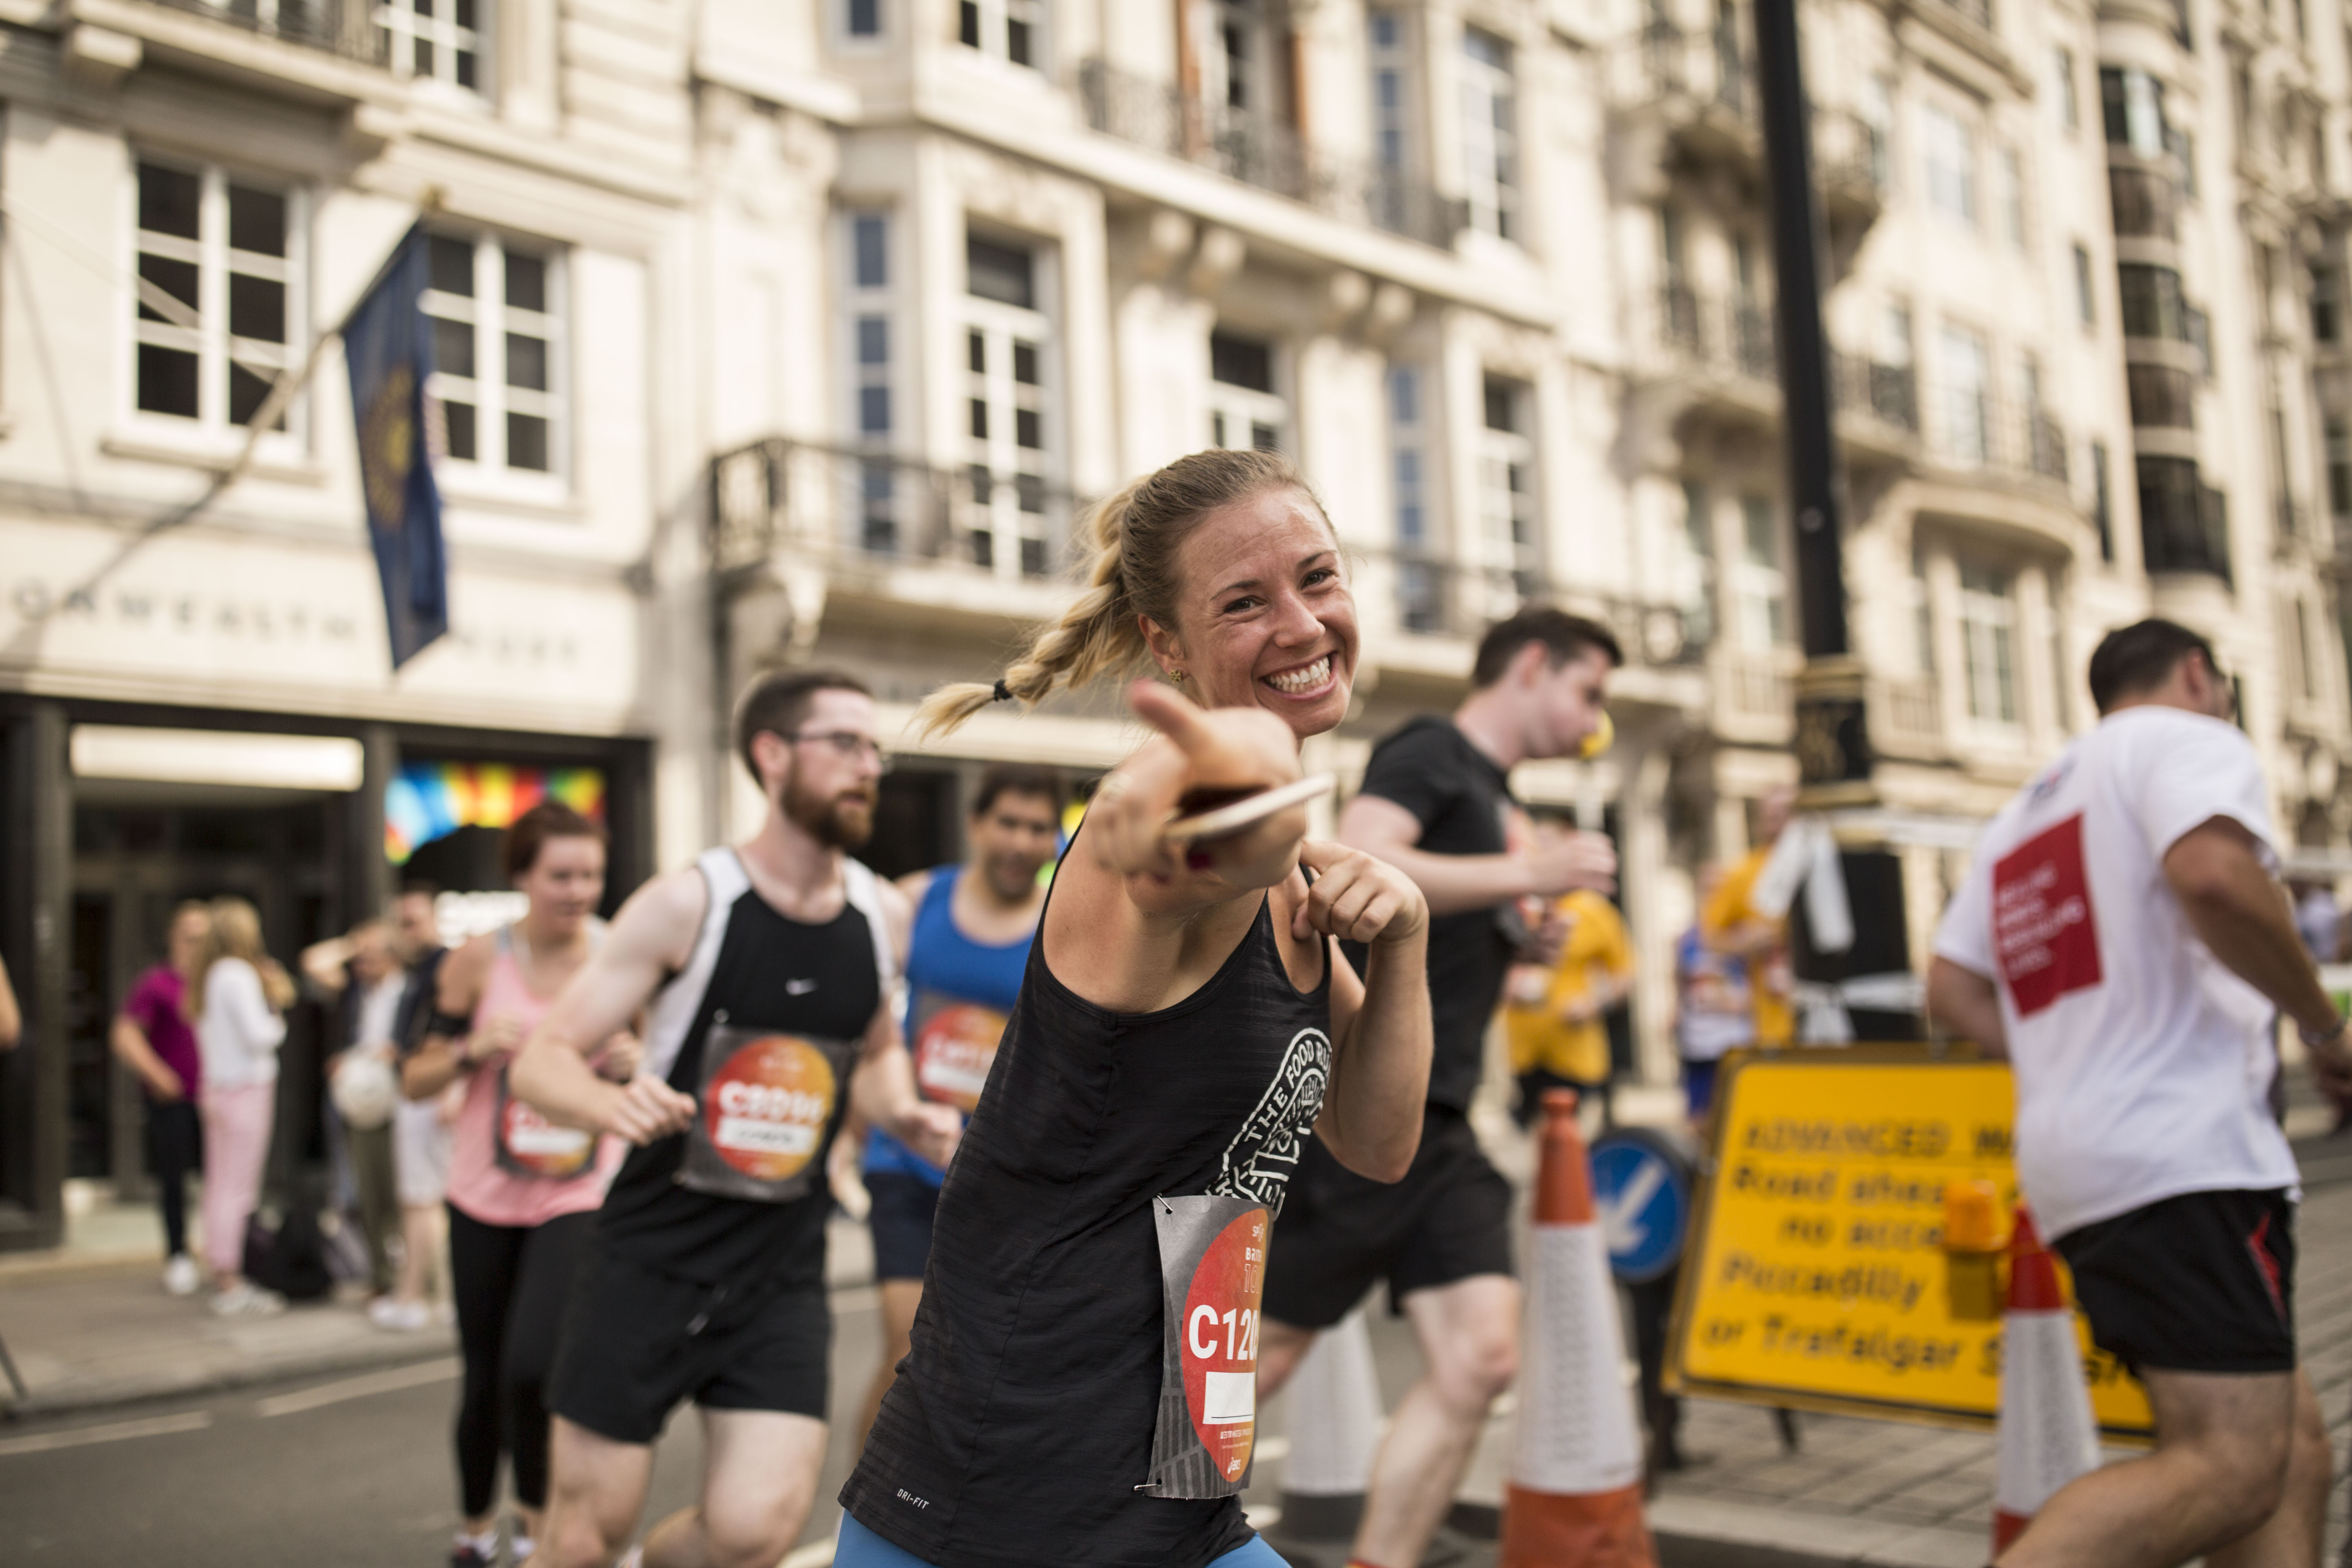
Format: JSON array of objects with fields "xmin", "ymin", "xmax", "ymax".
[
  {"xmin": 1991, "ymin": 1203, "xmax": 2100, "ymax": 1551},
  {"xmin": 1500, "ymin": 1089, "xmax": 1657, "ymax": 1568},
  {"xmin": 1276, "ymin": 1305, "xmax": 1385, "ymax": 1540}
]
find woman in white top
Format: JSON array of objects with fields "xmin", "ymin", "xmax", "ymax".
[{"xmin": 187, "ymin": 896, "xmax": 293, "ymax": 1314}]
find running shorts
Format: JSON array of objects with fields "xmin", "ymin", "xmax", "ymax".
[
  {"xmin": 1263, "ymin": 1104, "xmax": 1513, "ymax": 1329},
  {"xmin": 866, "ymin": 1172, "xmax": 940, "ymax": 1284},
  {"xmin": 548, "ymin": 1243, "xmax": 832, "ymax": 1443},
  {"xmin": 834, "ymin": 1513, "xmax": 1292, "ymax": 1567},
  {"xmin": 2053, "ymin": 1186, "xmax": 2297, "ymax": 1376}
]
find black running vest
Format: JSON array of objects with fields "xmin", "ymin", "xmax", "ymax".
[{"xmin": 842, "ymin": 880, "xmax": 1333, "ymax": 1568}]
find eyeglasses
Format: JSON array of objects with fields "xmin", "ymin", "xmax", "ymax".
[{"xmin": 788, "ymin": 730, "xmax": 894, "ymax": 773}]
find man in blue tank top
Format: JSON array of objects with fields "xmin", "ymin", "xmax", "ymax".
[{"xmin": 851, "ymin": 762, "xmax": 1065, "ymax": 1444}]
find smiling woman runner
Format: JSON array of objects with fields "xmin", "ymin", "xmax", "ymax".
[{"xmin": 836, "ymin": 448, "xmax": 1434, "ymax": 1568}]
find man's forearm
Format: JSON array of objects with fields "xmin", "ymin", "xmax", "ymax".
[
  {"xmin": 510, "ymin": 1031, "xmax": 624, "ymax": 1132},
  {"xmin": 1364, "ymin": 845, "xmax": 1530, "ymax": 916},
  {"xmin": 2182, "ymin": 878, "xmax": 2340, "ymax": 1034},
  {"xmin": 1322, "ymin": 936, "xmax": 1431, "ymax": 1180},
  {"xmin": 849, "ymin": 1041, "xmax": 920, "ymax": 1136}
]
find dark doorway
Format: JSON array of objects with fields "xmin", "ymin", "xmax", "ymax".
[{"xmin": 866, "ymin": 769, "xmax": 957, "ymax": 881}]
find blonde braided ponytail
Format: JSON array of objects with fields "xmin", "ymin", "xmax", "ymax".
[{"xmin": 913, "ymin": 447, "xmax": 1319, "ymax": 738}]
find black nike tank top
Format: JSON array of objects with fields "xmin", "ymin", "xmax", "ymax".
[{"xmin": 842, "ymin": 867, "xmax": 1334, "ymax": 1568}]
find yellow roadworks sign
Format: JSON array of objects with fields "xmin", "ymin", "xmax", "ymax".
[{"xmin": 1667, "ymin": 1048, "xmax": 2154, "ymax": 1441}]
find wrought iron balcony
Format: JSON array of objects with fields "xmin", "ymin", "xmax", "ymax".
[
  {"xmin": 1076, "ymin": 60, "xmax": 1465, "ymax": 249},
  {"xmin": 145, "ymin": 0, "xmax": 389, "ymax": 64},
  {"xmin": 2107, "ymin": 164, "xmax": 2180, "ymax": 242},
  {"xmin": 710, "ymin": 438, "xmax": 1082, "ymax": 584},
  {"xmin": 1833, "ymin": 353, "xmax": 1920, "ymax": 432},
  {"xmin": 1921, "ymin": 383, "xmax": 2069, "ymax": 485},
  {"xmin": 1653, "ymin": 284, "xmax": 1777, "ymax": 384}
]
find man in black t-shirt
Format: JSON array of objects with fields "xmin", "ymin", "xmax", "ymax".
[{"xmin": 1259, "ymin": 608, "xmax": 1619, "ymax": 1568}]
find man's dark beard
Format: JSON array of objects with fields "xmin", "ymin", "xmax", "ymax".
[{"xmin": 786, "ymin": 778, "xmax": 875, "ymax": 849}]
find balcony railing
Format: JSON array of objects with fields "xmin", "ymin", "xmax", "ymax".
[
  {"xmin": 711, "ymin": 439, "xmax": 1083, "ymax": 583},
  {"xmin": 1618, "ymin": 29, "xmax": 1885, "ymax": 202},
  {"xmin": 1655, "ymin": 284, "xmax": 1777, "ymax": 383},
  {"xmin": 1076, "ymin": 60, "xmax": 1465, "ymax": 249},
  {"xmin": 1365, "ymin": 551, "xmax": 1708, "ymax": 664},
  {"xmin": 1634, "ymin": 20, "xmax": 1753, "ymax": 118},
  {"xmin": 1922, "ymin": 384, "xmax": 2070, "ymax": 484},
  {"xmin": 2107, "ymin": 164, "xmax": 2180, "ymax": 241},
  {"xmin": 147, "ymin": 0, "xmax": 389, "ymax": 63},
  {"xmin": 1833, "ymin": 353, "xmax": 1920, "ymax": 432}
]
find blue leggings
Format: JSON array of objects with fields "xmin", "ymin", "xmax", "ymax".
[{"xmin": 835, "ymin": 1512, "xmax": 1289, "ymax": 1567}]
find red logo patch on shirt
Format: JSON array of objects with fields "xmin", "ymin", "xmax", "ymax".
[{"xmin": 1992, "ymin": 814, "xmax": 2103, "ymax": 1017}]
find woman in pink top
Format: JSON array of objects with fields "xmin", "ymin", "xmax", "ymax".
[{"xmin": 403, "ymin": 802, "xmax": 635, "ymax": 1568}]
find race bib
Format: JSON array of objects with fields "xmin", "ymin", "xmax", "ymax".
[
  {"xmin": 910, "ymin": 989, "xmax": 1007, "ymax": 1114},
  {"xmin": 493, "ymin": 1065, "xmax": 596, "ymax": 1180},
  {"xmin": 1143, "ymin": 1194, "xmax": 1269, "ymax": 1498},
  {"xmin": 677, "ymin": 1022, "xmax": 853, "ymax": 1203}
]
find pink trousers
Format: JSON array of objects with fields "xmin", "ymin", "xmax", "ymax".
[{"xmin": 199, "ymin": 1083, "xmax": 275, "ymax": 1278}]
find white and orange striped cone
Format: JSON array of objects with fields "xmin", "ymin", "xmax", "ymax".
[
  {"xmin": 1275, "ymin": 1304, "xmax": 1385, "ymax": 1540},
  {"xmin": 1991, "ymin": 1203, "xmax": 2100, "ymax": 1551},
  {"xmin": 1501, "ymin": 1089, "xmax": 1657, "ymax": 1568}
]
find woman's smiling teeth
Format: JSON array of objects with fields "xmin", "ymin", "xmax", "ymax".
[{"xmin": 1264, "ymin": 656, "xmax": 1332, "ymax": 694}]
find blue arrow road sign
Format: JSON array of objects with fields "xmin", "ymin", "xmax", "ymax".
[{"xmin": 1589, "ymin": 1130, "xmax": 1690, "ymax": 1284}]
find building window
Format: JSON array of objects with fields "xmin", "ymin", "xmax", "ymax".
[
  {"xmin": 1995, "ymin": 146, "xmax": 2027, "ymax": 249},
  {"xmin": 1459, "ymin": 28, "xmax": 1519, "ymax": 242},
  {"xmin": 133, "ymin": 159, "xmax": 303, "ymax": 435},
  {"xmin": 1734, "ymin": 495, "xmax": 1786, "ymax": 650},
  {"xmin": 2314, "ymin": 266, "xmax": 2341, "ymax": 343},
  {"xmin": 1958, "ymin": 561, "xmax": 2018, "ymax": 726},
  {"xmin": 2100, "ymin": 67, "xmax": 2167, "ymax": 157},
  {"xmin": 1209, "ymin": 330, "xmax": 1285, "ymax": 452},
  {"xmin": 1370, "ymin": 12, "xmax": 1413, "ymax": 174},
  {"xmin": 1477, "ymin": 378, "xmax": 1539, "ymax": 600},
  {"xmin": 1922, "ymin": 102, "xmax": 1977, "ymax": 227},
  {"xmin": 1939, "ymin": 325, "xmax": 1989, "ymax": 466},
  {"xmin": 964, "ymin": 233, "xmax": 1056, "ymax": 576},
  {"xmin": 1909, "ymin": 544, "xmax": 1935, "ymax": 675},
  {"xmin": 959, "ymin": 0, "xmax": 1042, "ymax": 67},
  {"xmin": 1389, "ymin": 365, "xmax": 1440, "ymax": 631},
  {"xmin": 2091, "ymin": 438, "xmax": 2114, "ymax": 559},
  {"xmin": 2073, "ymin": 243, "xmax": 2096, "ymax": 326},
  {"xmin": 2054, "ymin": 46, "xmax": 2078, "ymax": 130},
  {"xmin": 423, "ymin": 232, "xmax": 562, "ymax": 477},
  {"xmin": 846, "ymin": 0, "xmax": 881, "ymax": 36},
  {"xmin": 1681, "ymin": 479, "xmax": 1716, "ymax": 647},
  {"xmin": 378, "ymin": 0, "xmax": 485, "ymax": 89},
  {"xmin": 2117, "ymin": 263, "xmax": 2190, "ymax": 341},
  {"xmin": 1861, "ymin": 75, "xmax": 1895, "ymax": 193},
  {"xmin": 2292, "ymin": 595, "xmax": 2319, "ymax": 699},
  {"xmin": 2328, "ymin": 420, "xmax": 2350, "ymax": 518},
  {"xmin": 842, "ymin": 211, "xmax": 897, "ymax": 552}
]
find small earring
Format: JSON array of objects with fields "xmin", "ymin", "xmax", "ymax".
[{"xmin": 1169, "ymin": 668, "xmax": 1187, "ymax": 684}]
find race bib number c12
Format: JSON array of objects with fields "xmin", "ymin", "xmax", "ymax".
[
  {"xmin": 1143, "ymin": 1193, "xmax": 1269, "ymax": 1499},
  {"xmin": 910, "ymin": 992, "xmax": 1008, "ymax": 1114},
  {"xmin": 493, "ymin": 1065, "xmax": 597, "ymax": 1180},
  {"xmin": 676, "ymin": 1023, "xmax": 853, "ymax": 1203}
]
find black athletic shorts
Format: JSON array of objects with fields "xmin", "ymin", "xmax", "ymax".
[
  {"xmin": 866, "ymin": 1172, "xmax": 939, "ymax": 1283},
  {"xmin": 2054, "ymin": 1187, "xmax": 2297, "ymax": 1376},
  {"xmin": 1263, "ymin": 1104, "xmax": 1514, "ymax": 1328},
  {"xmin": 548, "ymin": 1243, "xmax": 832, "ymax": 1444}
]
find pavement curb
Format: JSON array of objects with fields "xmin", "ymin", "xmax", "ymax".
[
  {"xmin": 2, "ymin": 1329, "xmax": 459, "ymax": 1421},
  {"xmin": 1651, "ymin": 1497, "xmax": 1990, "ymax": 1567}
]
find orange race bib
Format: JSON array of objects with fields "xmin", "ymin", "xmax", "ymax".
[
  {"xmin": 493, "ymin": 1065, "xmax": 596, "ymax": 1180},
  {"xmin": 910, "ymin": 991, "xmax": 1008, "ymax": 1114},
  {"xmin": 677, "ymin": 1022, "xmax": 854, "ymax": 1203},
  {"xmin": 1143, "ymin": 1194, "xmax": 1268, "ymax": 1498}
]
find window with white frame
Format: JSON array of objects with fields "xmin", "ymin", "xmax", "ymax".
[
  {"xmin": 1681, "ymin": 479, "xmax": 1716, "ymax": 646},
  {"xmin": 1995, "ymin": 145, "xmax": 2026, "ymax": 249},
  {"xmin": 2054, "ymin": 46, "xmax": 2078, "ymax": 131},
  {"xmin": 842, "ymin": 210, "xmax": 898, "ymax": 553},
  {"xmin": 1922, "ymin": 101, "xmax": 1977, "ymax": 227},
  {"xmin": 959, "ymin": 0, "xmax": 1041, "ymax": 67},
  {"xmin": 1908, "ymin": 544, "xmax": 1935, "ymax": 675},
  {"xmin": 1208, "ymin": 331, "xmax": 1286, "ymax": 452},
  {"xmin": 1734, "ymin": 495, "xmax": 1786, "ymax": 649},
  {"xmin": 963, "ymin": 232, "xmax": 1058, "ymax": 577},
  {"xmin": 1939, "ymin": 324, "xmax": 1989, "ymax": 465},
  {"xmin": 1958, "ymin": 560, "xmax": 2018, "ymax": 726},
  {"xmin": 1388, "ymin": 364, "xmax": 1441, "ymax": 631},
  {"xmin": 133, "ymin": 159, "xmax": 303, "ymax": 435},
  {"xmin": 1201, "ymin": 0, "xmax": 1280, "ymax": 114},
  {"xmin": 1478, "ymin": 378, "xmax": 1539, "ymax": 601},
  {"xmin": 1459, "ymin": 28, "xmax": 1519, "ymax": 242},
  {"xmin": 1861, "ymin": 75, "xmax": 1895, "ymax": 192},
  {"xmin": 424, "ymin": 232, "xmax": 563, "ymax": 478},
  {"xmin": 1370, "ymin": 12, "xmax": 1413, "ymax": 173},
  {"xmin": 377, "ymin": 0, "xmax": 486, "ymax": 91},
  {"xmin": 845, "ymin": 0, "xmax": 882, "ymax": 38}
]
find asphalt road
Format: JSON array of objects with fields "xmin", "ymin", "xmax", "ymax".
[{"xmin": 0, "ymin": 1285, "xmax": 886, "ymax": 1568}]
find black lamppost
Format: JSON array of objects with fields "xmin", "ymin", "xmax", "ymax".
[{"xmin": 1751, "ymin": 0, "xmax": 1920, "ymax": 1038}]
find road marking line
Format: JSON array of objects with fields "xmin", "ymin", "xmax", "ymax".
[
  {"xmin": 0, "ymin": 1411, "xmax": 213, "ymax": 1457},
  {"xmin": 256, "ymin": 1356, "xmax": 460, "ymax": 1417},
  {"xmin": 780, "ymin": 1542, "xmax": 834, "ymax": 1567}
]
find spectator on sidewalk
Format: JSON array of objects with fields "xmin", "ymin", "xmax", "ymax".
[
  {"xmin": 1675, "ymin": 865, "xmax": 1756, "ymax": 1126},
  {"xmin": 1503, "ymin": 828, "xmax": 1634, "ymax": 1128},
  {"xmin": 1702, "ymin": 784, "xmax": 1796, "ymax": 1050},
  {"xmin": 189, "ymin": 896, "xmax": 294, "ymax": 1317},
  {"xmin": 112, "ymin": 900, "xmax": 212, "ymax": 1296},
  {"xmin": 302, "ymin": 919, "xmax": 409, "ymax": 1302},
  {"xmin": 1928, "ymin": 618, "xmax": 2352, "ymax": 1568},
  {"xmin": 383, "ymin": 883, "xmax": 454, "ymax": 1330}
]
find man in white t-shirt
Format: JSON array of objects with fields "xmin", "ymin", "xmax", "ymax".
[{"xmin": 1928, "ymin": 619, "xmax": 2352, "ymax": 1568}]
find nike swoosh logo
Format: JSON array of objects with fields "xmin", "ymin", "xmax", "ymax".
[{"xmin": 786, "ymin": 979, "xmax": 817, "ymax": 995}]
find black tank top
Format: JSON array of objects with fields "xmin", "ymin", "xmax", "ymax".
[
  {"xmin": 842, "ymin": 871, "xmax": 1333, "ymax": 1568},
  {"xmin": 595, "ymin": 849, "xmax": 885, "ymax": 1285}
]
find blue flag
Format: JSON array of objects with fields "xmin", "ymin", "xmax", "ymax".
[{"xmin": 344, "ymin": 225, "xmax": 446, "ymax": 669}]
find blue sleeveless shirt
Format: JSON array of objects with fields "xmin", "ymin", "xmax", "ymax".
[{"xmin": 864, "ymin": 866, "xmax": 1035, "ymax": 1185}]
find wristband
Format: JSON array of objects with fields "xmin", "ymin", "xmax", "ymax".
[{"xmin": 2296, "ymin": 1014, "xmax": 2348, "ymax": 1048}]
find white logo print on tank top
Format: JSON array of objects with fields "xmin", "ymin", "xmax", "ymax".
[{"xmin": 1209, "ymin": 1027, "xmax": 1332, "ymax": 1216}]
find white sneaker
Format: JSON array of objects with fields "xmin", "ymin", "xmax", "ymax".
[
  {"xmin": 209, "ymin": 1283, "xmax": 285, "ymax": 1317},
  {"xmin": 370, "ymin": 1297, "xmax": 431, "ymax": 1332},
  {"xmin": 163, "ymin": 1254, "xmax": 200, "ymax": 1296}
]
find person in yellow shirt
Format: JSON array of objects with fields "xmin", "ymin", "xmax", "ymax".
[
  {"xmin": 1505, "ymin": 876, "xmax": 1635, "ymax": 1127},
  {"xmin": 1702, "ymin": 785, "xmax": 1796, "ymax": 1049}
]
